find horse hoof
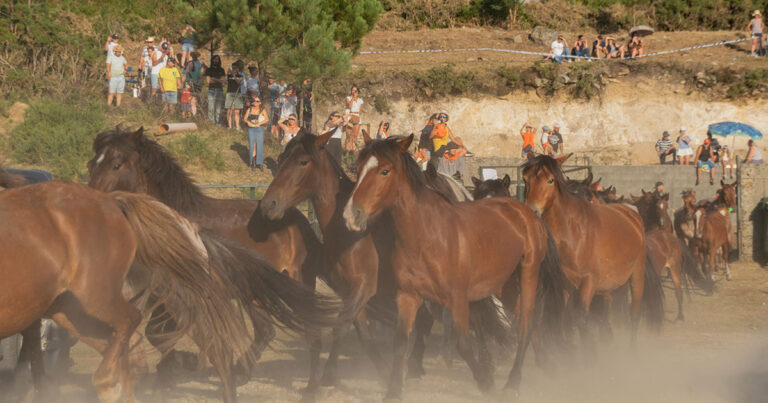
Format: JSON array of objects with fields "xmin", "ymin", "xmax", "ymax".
[{"xmin": 406, "ymin": 363, "xmax": 426, "ymax": 379}]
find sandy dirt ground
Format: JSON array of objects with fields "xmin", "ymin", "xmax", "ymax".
[{"xmin": 4, "ymin": 261, "xmax": 768, "ymax": 403}]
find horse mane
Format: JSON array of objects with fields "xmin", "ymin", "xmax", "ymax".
[
  {"xmin": 288, "ymin": 133, "xmax": 354, "ymax": 194},
  {"xmin": 522, "ymin": 154, "xmax": 569, "ymax": 193},
  {"xmin": 93, "ymin": 127, "xmax": 206, "ymax": 214}
]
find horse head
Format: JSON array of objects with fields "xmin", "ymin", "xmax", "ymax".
[
  {"xmin": 88, "ymin": 126, "xmax": 147, "ymax": 193},
  {"xmin": 262, "ymin": 130, "xmax": 334, "ymax": 220},
  {"xmin": 344, "ymin": 135, "xmax": 414, "ymax": 232},
  {"xmin": 471, "ymin": 174, "xmax": 512, "ymax": 199},
  {"xmin": 717, "ymin": 179, "xmax": 738, "ymax": 209},
  {"xmin": 654, "ymin": 192, "xmax": 671, "ymax": 229},
  {"xmin": 522, "ymin": 153, "xmax": 571, "ymax": 216}
]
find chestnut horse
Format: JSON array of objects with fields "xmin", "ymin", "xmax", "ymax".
[
  {"xmin": 342, "ymin": 136, "xmax": 568, "ymax": 399},
  {"xmin": 522, "ymin": 154, "xmax": 664, "ymax": 345},
  {"xmin": 695, "ymin": 180, "xmax": 738, "ymax": 281},
  {"xmin": 674, "ymin": 190, "xmax": 698, "ymax": 252},
  {"xmin": 261, "ymin": 133, "xmax": 508, "ymax": 395},
  {"xmin": 87, "ymin": 126, "xmax": 322, "ymax": 284}
]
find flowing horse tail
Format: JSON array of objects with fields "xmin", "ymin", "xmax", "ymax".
[
  {"xmin": 679, "ymin": 238, "xmax": 714, "ymax": 295},
  {"xmin": 536, "ymin": 225, "xmax": 572, "ymax": 348},
  {"xmin": 469, "ymin": 297, "xmax": 513, "ymax": 350},
  {"xmin": 643, "ymin": 250, "xmax": 665, "ymax": 332},
  {"xmin": 111, "ymin": 192, "xmax": 257, "ymax": 371}
]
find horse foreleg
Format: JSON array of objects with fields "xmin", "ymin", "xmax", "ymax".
[
  {"xmin": 722, "ymin": 243, "xmax": 731, "ymax": 281},
  {"xmin": 385, "ymin": 292, "xmax": 422, "ymax": 400},
  {"xmin": 18, "ymin": 321, "xmax": 43, "ymax": 392},
  {"xmin": 576, "ymin": 277, "xmax": 597, "ymax": 353},
  {"xmin": 450, "ymin": 298, "xmax": 494, "ymax": 394},
  {"xmin": 669, "ymin": 262, "xmax": 684, "ymax": 322},
  {"xmin": 503, "ymin": 259, "xmax": 538, "ymax": 398},
  {"xmin": 407, "ymin": 304, "xmax": 434, "ymax": 379},
  {"xmin": 629, "ymin": 261, "xmax": 645, "ymax": 346},
  {"xmin": 352, "ymin": 308, "xmax": 390, "ymax": 382}
]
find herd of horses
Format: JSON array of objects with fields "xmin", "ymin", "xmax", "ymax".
[{"xmin": 0, "ymin": 127, "xmax": 738, "ymax": 402}]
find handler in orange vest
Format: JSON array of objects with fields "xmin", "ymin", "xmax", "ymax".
[
  {"xmin": 431, "ymin": 112, "xmax": 468, "ymax": 161},
  {"xmin": 520, "ymin": 121, "xmax": 536, "ymax": 157}
]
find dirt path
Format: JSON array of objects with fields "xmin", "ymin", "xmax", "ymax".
[{"xmin": 7, "ymin": 261, "xmax": 768, "ymax": 402}]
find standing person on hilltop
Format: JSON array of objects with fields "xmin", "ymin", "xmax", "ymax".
[
  {"xmin": 150, "ymin": 42, "xmax": 170, "ymax": 100},
  {"xmin": 243, "ymin": 93, "xmax": 268, "ymax": 170},
  {"xmin": 180, "ymin": 24, "xmax": 196, "ymax": 66},
  {"xmin": 344, "ymin": 85, "xmax": 364, "ymax": 155},
  {"xmin": 694, "ymin": 138, "xmax": 716, "ymax": 185},
  {"xmin": 749, "ymin": 10, "xmax": 764, "ymax": 57},
  {"xmin": 550, "ymin": 124, "xmax": 565, "ymax": 155},
  {"xmin": 138, "ymin": 37, "xmax": 155, "ymax": 92},
  {"xmin": 520, "ymin": 122, "xmax": 536, "ymax": 157},
  {"xmin": 158, "ymin": 57, "xmax": 182, "ymax": 114},
  {"xmin": 268, "ymin": 78, "xmax": 286, "ymax": 139},
  {"xmin": 224, "ymin": 61, "xmax": 246, "ymax": 130},
  {"xmin": 104, "ymin": 34, "xmax": 119, "ymax": 57},
  {"xmin": 106, "ymin": 45, "xmax": 127, "ymax": 107},
  {"xmin": 205, "ymin": 55, "xmax": 226, "ymax": 125},
  {"xmin": 323, "ymin": 112, "xmax": 346, "ymax": 165},
  {"xmin": 183, "ymin": 51, "xmax": 205, "ymax": 117}
]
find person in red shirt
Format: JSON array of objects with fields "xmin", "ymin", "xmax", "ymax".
[
  {"xmin": 520, "ymin": 122, "xmax": 536, "ymax": 157},
  {"xmin": 180, "ymin": 82, "xmax": 193, "ymax": 118}
]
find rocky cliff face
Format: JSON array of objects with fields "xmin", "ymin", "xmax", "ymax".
[{"xmin": 316, "ymin": 79, "xmax": 767, "ymax": 164}]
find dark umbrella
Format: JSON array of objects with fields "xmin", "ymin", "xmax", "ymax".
[
  {"xmin": 708, "ymin": 121, "xmax": 763, "ymax": 140},
  {"xmin": 629, "ymin": 25, "xmax": 655, "ymax": 37}
]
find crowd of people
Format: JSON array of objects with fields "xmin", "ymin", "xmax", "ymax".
[
  {"xmin": 519, "ymin": 122, "xmax": 566, "ymax": 158},
  {"xmin": 546, "ymin": 33, "xmax": 644, "ymax": 63}
]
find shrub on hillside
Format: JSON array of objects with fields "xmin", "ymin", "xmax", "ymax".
[
  {"xmin": 7, "ymin": 99, "xmax": 106, "ymax": 179},
  {"xmin": 167, "ymin": 133, "xmax": 226, "ymax": 171},
  {"xmin": 414, "ymin": 64, "xmax": 475, "ymax": 97}
]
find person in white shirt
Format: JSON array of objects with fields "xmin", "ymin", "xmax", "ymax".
[
  {"xmin": 104, "ymin": 34, "xmax": 119, "ymax": 57},
  {"xmin": 150, "ymin": 42, "xmax": 170, "ymax": 97},
  {"xmin": 106, "ymin": 45, "xmax": 128, "ymax": 107},
  {"xmin": 138, "ymin": 37, "xmax": 155, "ymax": 89},
  {"xmin": 546, "ymin": 35, "xmax": 571, "ymax": 64},
  {"xmin": 344, "ymin": 85, "xmax": 364, "ymax": 154}
]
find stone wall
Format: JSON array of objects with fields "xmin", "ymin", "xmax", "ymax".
[{"xmin": 737, "ymin": 165, "xmax": 768, "ymax": 261}]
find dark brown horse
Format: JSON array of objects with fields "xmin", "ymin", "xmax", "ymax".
[
  {"xmin": 87, "ymin": 126, "xmax": 322, "ymax": 284},
  {"xmin": 471, "ymin": 175, "xmax": 512, "ymax": 199},
  {"xmin": 260, "ymin": 133, "xmax": 506, "ymax": 395},
  {"xmin": 342, "ymin": 136, "xmax": 568, "ymax": 399},
  {"xmin": 695, "ymin": 180, "xmax": 738, "ymax": 281},
  {"xmin": 523, "ymin": 154, "xmax": 664, "ymax": 345}
]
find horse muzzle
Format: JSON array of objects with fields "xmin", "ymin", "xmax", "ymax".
[
  {"xmin": 259, "ymin": 195, "xmax": 286, "ymax": 221},
  {"xmin": 343, "ymin": 200, "xmax": 369, "ymax": 232}
]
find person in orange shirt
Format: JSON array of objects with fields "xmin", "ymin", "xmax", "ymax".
[
  {"xmin": 430, "ymin": 112, "xmax": 468, "ymax": 161},
  {"xmin": 520, "ymin": 122, "xmax": 536, "ymax": 157}
]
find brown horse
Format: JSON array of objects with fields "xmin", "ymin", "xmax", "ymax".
[
  {"xmin": 674, "ymin": 190, "xmax": 698, "ymax": 251},
  {"xmin": 87, "ymin": 126, "xmax": 321, "ymax": 284},
  {"xmin": 342, "ymin": 135, "xmax": 568, "ymax": 399},
  {"xmin": 260, "ymin": 133, "xmax": 507, "ymax": 395},
  {"xmin": 522, "ymin": 154, "xmax": 664, "ymax": 345},
  {"xmin": 695, "ymin": 180, "xmax": 738, "ymax": 281}
]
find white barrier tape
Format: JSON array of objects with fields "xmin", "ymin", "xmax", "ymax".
[{"xmin": 358, "ymin": 37, "xmax": 751, "ymax": 61}]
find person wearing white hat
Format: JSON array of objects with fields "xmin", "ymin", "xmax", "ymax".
[
  {"xmin": 748, "ymin": 10, "xmax": 763, "ymax": 56},
  {"xmin": 675, "ymin": 126, "xmax": 693, "ymax": 166}
]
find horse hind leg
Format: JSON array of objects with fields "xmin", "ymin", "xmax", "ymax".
[
  {"xmin": 669, "ymin": 263, "xmax": 684, "ymax": 322},
  {"xmin": 450, "ymin": 299, "xmax": 494, "ymax": 395},
  {"xmin": 407, "ymin": 304, "xmax": 434, "ymax": 379},
  {"xmin": 722, "ymin": 243, "xmax": 732, "ymax": 281}
]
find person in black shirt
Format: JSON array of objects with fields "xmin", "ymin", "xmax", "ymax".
[
  {"xmin": 205, "ymin": 55, "xmax": 226, "ymax": 125},
  {"xmin": 694, "ymin": 138, "xmax": 716, "ymax": 185}
]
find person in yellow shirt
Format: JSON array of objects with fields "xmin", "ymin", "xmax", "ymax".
[{"xmin": 158, "ymin": 58, "xmax": 182, "ymax": 113}]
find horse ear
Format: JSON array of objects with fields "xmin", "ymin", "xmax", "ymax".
[
  {"xmin": 128, "ymin": 127, "xmax": 145, "ymax": 142},
  {"xmin": 642, "ymin": 189, "xmax": 648, "ymax": 196},
  {"xmin": 471, "ymin": 176, "xmax": 482, "ymax": 188},
  {"xmin": 314, "ymin": 129, "xmax": 334, "ymax": 149},
  {"xmin": 584, "ymin": 171, "xmax": 593, "ymax": 185},
  {"xmin": 555, "ymin": 153, "xmax": 572, "ymax": 166},
  {"xmin": 526, "ymin": 151, "xmax": 536, "ymax": 160},
  {"xmin": 630, "ymin": 194, "xmax": 640, "ymax": 202},
  {"xmin": 662, "ymin": 193, "xmax": 670, "ymax": 201},
  {"xmin": 362, "ymin": 129, "xmax": 373, "ymax": 145},
  {"xmin": 397, "ymin": 134, "xmax": 414, "ymax": 152},
  {"xmin": 720, "ymin": 179, "xmax": 725, "ymax": 187},
  {"xmin": 425, "ymin": 162, "xmax": 438, "ymax": 180},
  {"xmin": 501, "ymin": 174, "xmax": 511, "ymax": 188}
]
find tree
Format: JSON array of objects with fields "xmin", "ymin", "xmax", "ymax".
[{"xmin": 186, "ymin": 0, "xmax": 382, "ymax": 83}]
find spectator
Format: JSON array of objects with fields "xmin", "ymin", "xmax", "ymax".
[
  {"xmin": 550, "ymin": 124, "xmax": 564, "ymax": 155},
  {"xmin": 180, "ymin": 24, "xmax": 196, "ymax": 66},
  {"xmin": 225, "ymin": 62, "xmax": 245, "ymax": 130},
  {"xmin": 546, "ymin": 35, "xmax": 571, "ymax": 64},
  {"xmin": 104, "ymin": 34, "xmax": 119, "ymax": 57},
  {"xmin": 744, "ymin": 139, "xmax": 764, "ymax": 164},
  {"xmin": 694, "ymin": 138, "xmax": 716, "ymax": 185},
  {"xmin": 106, "ymin": 45, "xmax": 127, "ymax": 107},
  {"xmin": 749, "ymin": 10, "xmax": 764, "ymax": 57},
  {"xmin": 278, "ymin": 114, "xmax": 301, "ymax": 147},
  {"xmin": 721, "ymin": 145, "xmax": 735, "ymax": 179},
  {"xmin": 344, "ymin": 85, "xmax": 364, "ymax": 155},
  {"xmin": 158, "ymin": 57, "xmax": 182, "ymax": 113},
  {"xmin": 301, "ymin": 78, "xmax": 313, "ymax": 131},
  {"xmin": 138, "ymin": 37, "xmax": 155, "ymax": 91},
  {"xmin": 280, "ymin": 85, "xmax": 298, "ymax": 120},
  {"xmin": 268, "ymin": 78, "xmax": 286, "ymax": 138},
  {"xmin": 323, "ymin": 112, "xmax": 345, "ymax": 165},
  {"xmin": 655, "ymin": 131, "xmax": 676, "ymax": 164},
  {"xmin": 572, "ymin": 35, "xmax": 591, "ymax": 60},
  {"xmin": 416, "ymin": 114, "xmax": 437, "ymax": 167},
  {"xmin": 520, "ymin": 122, "xmax": 536, "ymax": 158},
  {"xmin": 592, "ymin": 35, "xmax": 607, "ymax": 58},
  {"xmin": 150, "ymin": 42, "xmax": 170, "ymax": 98},
  {"xmin": 243, "ymin": 93, "xmax": 268, "ymax": 170},
  {"xmin": 431, "ymin": 112, "xmax": 468, "ymax": 160},
  {"xmin": 706, "ymin": 132, "xmax": 721, "ymax": 162},
  {"xmin": 246, "ymin": 66, "xmax": 260, "ymax": 97},
  {"xmin": 183, "ymin": 51, "xmax": 204, "ymax": 117},
  {"xmin": 606, "ymin": 37, "xmax": 625, "ymax": 59},
  {"xmin": 180, "ymin": 82, "xmax": 192, "ymax": 118},
  {"xmin": 205, "ymin": 55, "xmax": 226, "ymax": 125},
  {"xmin": 627, "ymin": 34, "xmax": 644, "ymax": 58},
  {"xmin": 675, "ymin": 126, "xmax": 693, "ymax": 166},
  {"xmin": 540, "ymin": 126, "xmax": 554, "ymax": 156},
  {"xmin": 376, "ymin": 119, "xmax": 391, "ymax": 139},
  {"xmin": 655, "ymin": 181, "xmax": 665, "ymax": 194}
]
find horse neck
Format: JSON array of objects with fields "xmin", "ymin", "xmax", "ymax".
[
  {"xmin": 388, "ymin": 181, "xmax": 449, "ymax": 248},
  {"xmin": 140, "ymin": 160, "xmax": 208, "ymax": 215},
  {"xmin": 309, "ymin": 156, "xmax": 344, "ymax": 234},
  {"xmin": 543, "ymin": 186, "xmax": 587, "ymax": 228}
]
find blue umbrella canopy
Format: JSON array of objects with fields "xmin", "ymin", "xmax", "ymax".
[{"xmin": 708, "ymin": 121, "xmax": 763, "ymax": 140}]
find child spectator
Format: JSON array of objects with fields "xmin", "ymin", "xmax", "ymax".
[
  {"xmin": 180, "ymin": 83, "xmax": 192, "ymax": 118},
  {"xmin": 721, "ymin": 145, "xmax": 735, "ymax": 179}
]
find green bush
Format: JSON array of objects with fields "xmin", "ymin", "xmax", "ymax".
[
  {"xmin": 168, "ymin": 133, "xmax": 226, "ymax": 171},
  {"xmin": 726, "ymin": 69, "xmax": 768, "ymax": 99},
  {"xmin": 497, "ymin": 66, "xmax": 521, "ymax": 88},
  {"xmin": 7, "ymin": 99, "xmax": 107, "ymax": 179},
  {"xmin": 415, "ymin": 64, "xmax": 475, "ymax": 97}
]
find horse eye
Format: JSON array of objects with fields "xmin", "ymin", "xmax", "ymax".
[
  {"xmin": 113, "ymin": 163, "xmax": 122, "ymax": 171},
  {"xmin": 547, "ymin": 178, "xmax": 554, "ymax": 184},
  {"xmin": 299, "ymin": 160, "xmax": 309, "ymax": 166},
  {"xmin": 381, "ymin": 169, "xmax": 390, "ymax": 176}
]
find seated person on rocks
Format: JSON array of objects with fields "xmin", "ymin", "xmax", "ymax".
[
  {"xmin": 606, "ymin": 37, "xmax": 626, "ymax": 59},
  {"xmin": 627, "ymin": 34, "xmax": 644, "ymax": 58},
  {"xmin": 431, "ymin": 112, "xmax": 468, "ymax": 161},
  {"xmin": 592, "ymin": 35, "xmax": 607, "ymax": 58},
  {"xmin": 655, "ymin": 131, "xmax": 676, "ymax": 164},
  {"xmin": 572, "ymin": 35, "xmax": 591, "ymax": 59},
  {"xmin": 546, "ymin": 35, "xmax": 571, "ymax": 64}
]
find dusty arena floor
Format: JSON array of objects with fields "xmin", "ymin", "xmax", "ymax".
[{"xmin": 5, "ymin": 261, "xmax": 768, "ymax": 403}]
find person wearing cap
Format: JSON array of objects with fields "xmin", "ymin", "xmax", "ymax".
[
  {"xmin": 550, "ymin": 124, "xmax": 564, "ymax": 155},
  {"xmin": 106, "ymin": 45, "xmax": 128, "ymax": 107},
  {"xmin": 138, "ymin": 37, "xmax": 155, "ymax": 90},
  {"xmin": 104, "ymin": 34, "xmax": 119, "ymax": 57},
  {"xmin": 655, "ymin": 131, "xmax": 676, "ymax": 165},
  {"xmin": 376, "ymin": 119, "xmax": 391, "ymax": 140},
  {"xmin": 744, "ymin": 139, "xmax": 764, "ymax": 165},
  {"xmin": 546, "ymin": 35, "xmax": 571, "ymax": 64},
  {"xmin": 540, "ymin": 126, "xmax": 554, "ymax": 156},
  {"xmin": 748, "ymin": 10, "xmax": 764, "ymax": 57},
  {"xmin": 150, "ymin": 41, "xmax": 170, "ymax": 98},
  {"xmin": 520, "ymin": 122, "xmax": 536, "ymax": 158},
  {"xmin": 675, "ymin": 126, "xmax": 693, "ymax": 166},
  {"xmin": 694, "ymin": 138, "xmax": 716, "ymax": 185},
  {"xmin": 158, "ymin": 57, "xmax": 182, "ymax": 112}
]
